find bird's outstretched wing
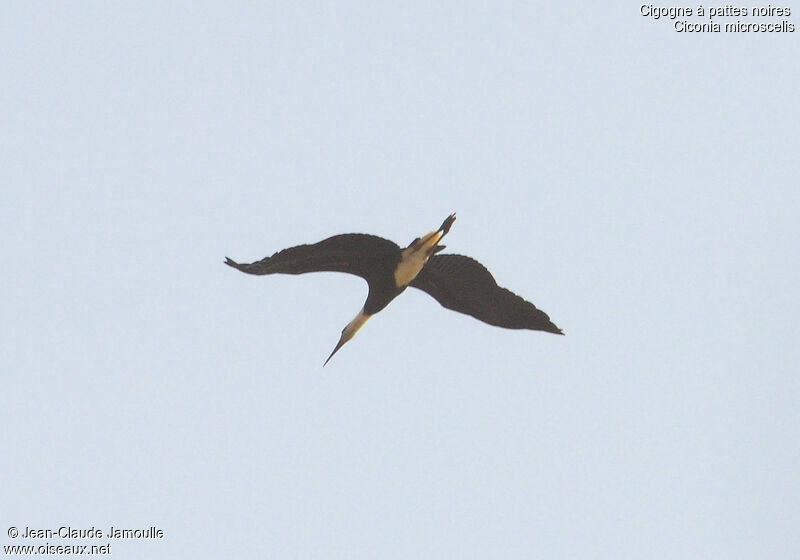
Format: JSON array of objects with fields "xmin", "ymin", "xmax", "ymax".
[
  {"xmin": 410, "ymin": 254, "xmax": 563, "ymax": 334},
  {"xmin": 225, "ymin": 234, "xmax": 401, "ymax": 281}
]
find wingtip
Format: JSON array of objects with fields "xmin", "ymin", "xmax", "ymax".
[{"xmin": 544, "ymin": 321, "xmax": 564, "ymax": 335}]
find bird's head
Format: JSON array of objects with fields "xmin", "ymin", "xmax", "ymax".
[{"xmin": 324, "ymin": 310, "xmax": 371, "ymax": 366}]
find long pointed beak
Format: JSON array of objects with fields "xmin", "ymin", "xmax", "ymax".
[
  {"xmin": 323, "ymin": 310, "xmax": 371, "ymax": 366},
  {"xmin": 324, "ymin": 336, "xmax": 347, "ymax": 367}
]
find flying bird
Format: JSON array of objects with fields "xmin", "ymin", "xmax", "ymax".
[{"xmin": 225, "ymin": 214, "xmax": 562, "ymax": 365}]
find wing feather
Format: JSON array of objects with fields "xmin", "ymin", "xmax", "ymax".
[
  {"xmin": 410, "ymin": 254, "xmax": 563, "ymax": 334},
  {"xmin": 224, "ymin": 234, "xmax": 401, "ymax": 282}
]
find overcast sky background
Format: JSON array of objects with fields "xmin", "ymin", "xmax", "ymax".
[{"xmin": 2, "ymin": 3, "xmax": 798, "ymax": 558}]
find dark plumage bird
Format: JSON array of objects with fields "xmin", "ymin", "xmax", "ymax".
[{"xmin": 225, "ymin": 214, "xmax": 562, "ymax": 365}]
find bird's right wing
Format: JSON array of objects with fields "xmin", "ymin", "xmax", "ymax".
[
  {"xmin": 224, "ymin": 234, "xmax": 401, "ymax": 281},
  {"xmin": 410, "ymin": 254, "xmax": 563, "ymax": 334}
]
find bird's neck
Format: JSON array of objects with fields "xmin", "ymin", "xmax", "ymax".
[{"xmin": 344, "ymin": 308, "xmax": 372, "ymax": 339}]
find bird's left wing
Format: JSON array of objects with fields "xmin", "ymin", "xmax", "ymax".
[
  {"xmin": 225, "ymin": 234, "xmax": 400, "ymax": 282},
  {"xmin": 410, "ymin": 254, "xmax": 563, "ymax": 334}
]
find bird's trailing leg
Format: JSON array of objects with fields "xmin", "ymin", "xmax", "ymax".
[
  {"xmin": 439, "ymin": 213, "xmax": 456, "ymax": 236},
  {"xmin": 430, "ymin": 213, "xmax": 456, "ymax": 255},
  {"xmin": 394, "ymin": 213, "xmax": 458, "ymax": 287}
]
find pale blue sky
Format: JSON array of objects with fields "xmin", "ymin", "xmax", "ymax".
[{"xmin": 3, "ymin": 3, "xmax": 798, "ymax": 558}]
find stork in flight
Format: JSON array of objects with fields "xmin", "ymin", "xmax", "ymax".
[{"xmin": 225, "ymin": 214, "xmax": 562, "ymax": 365}]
